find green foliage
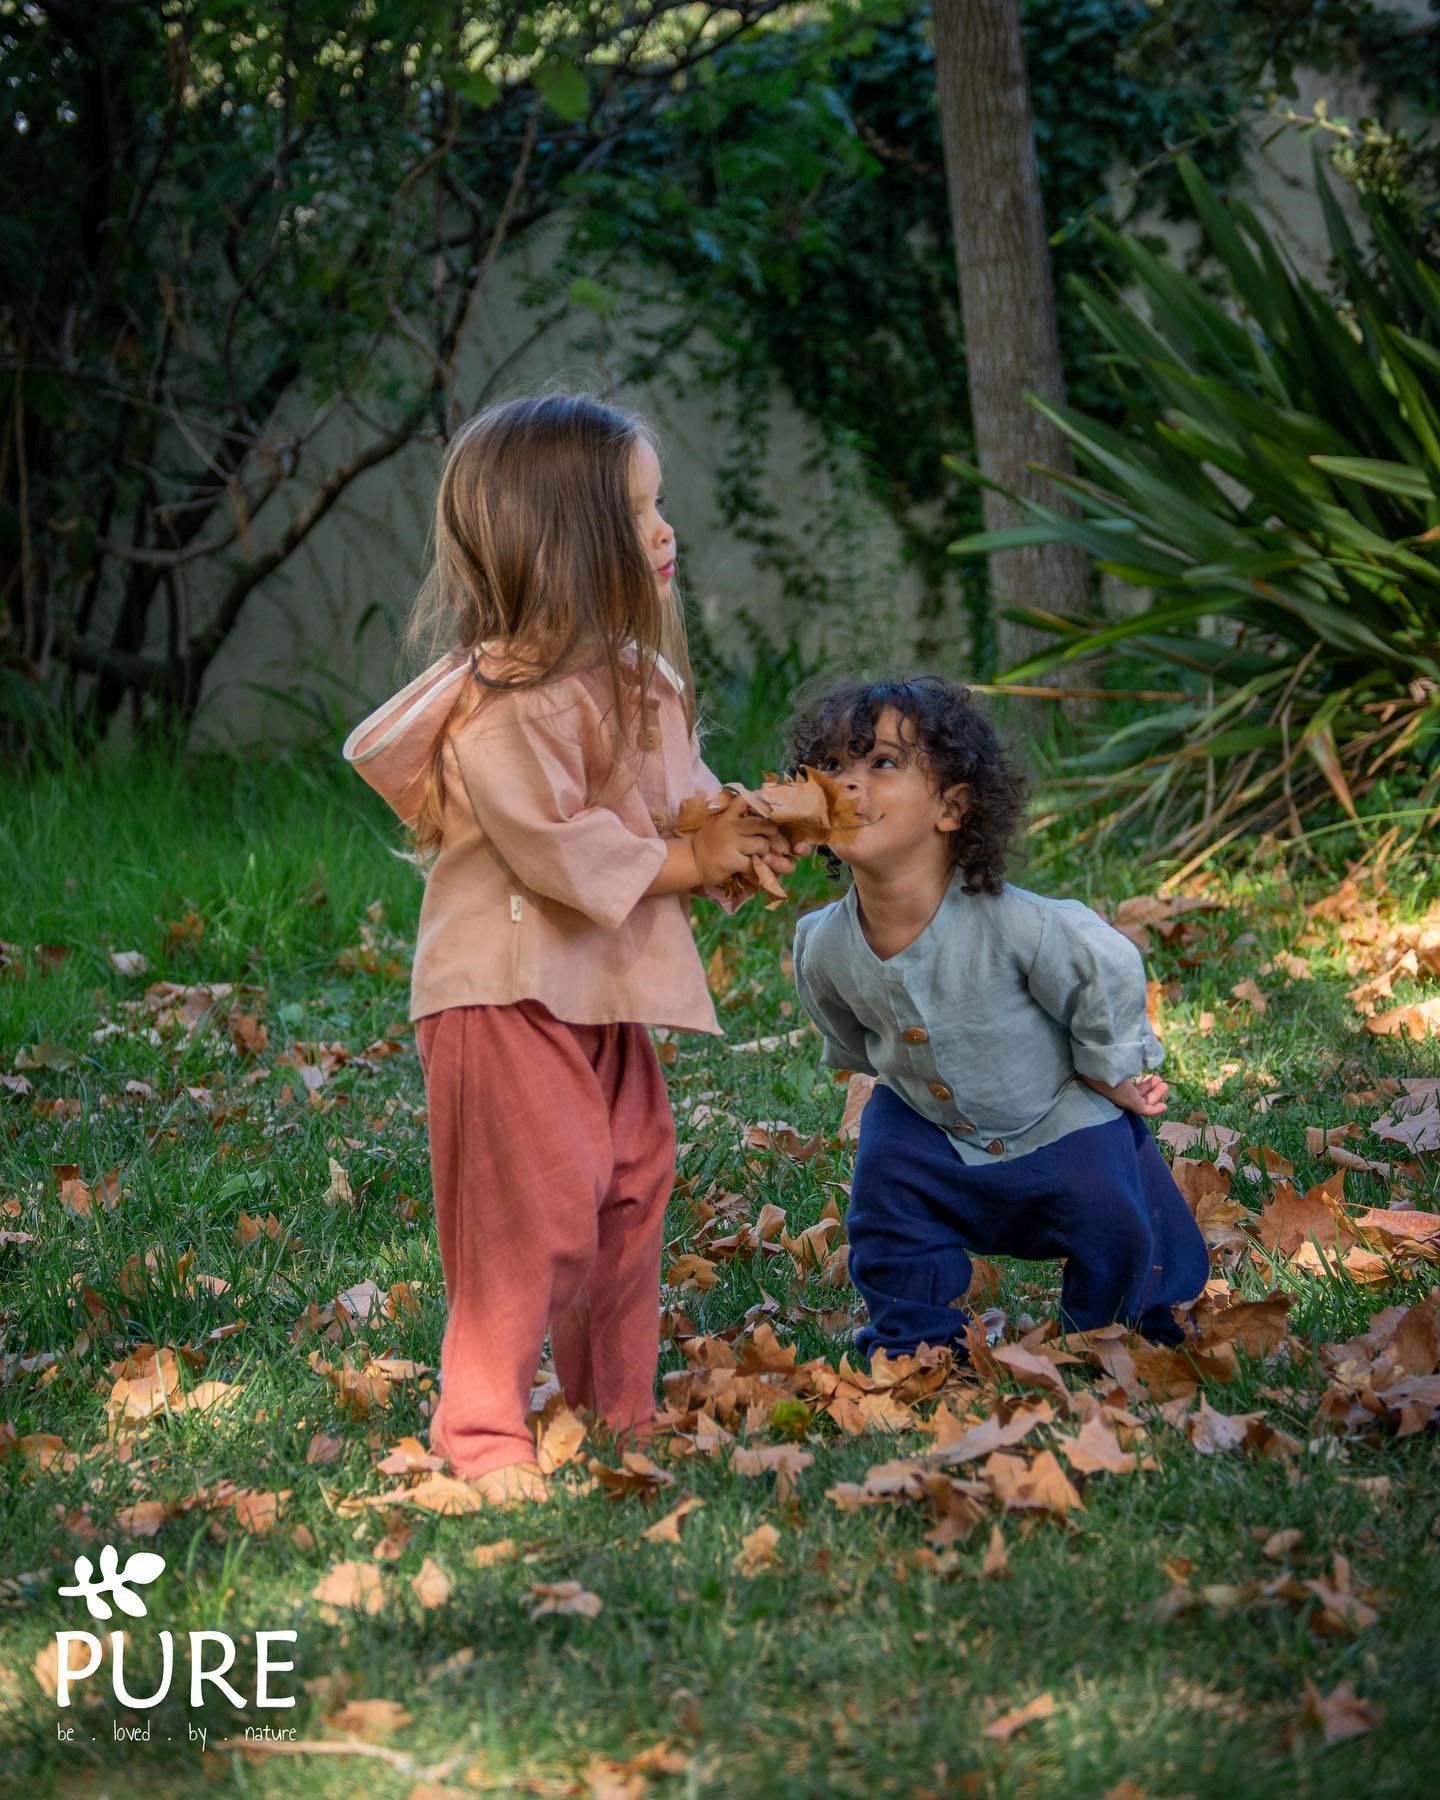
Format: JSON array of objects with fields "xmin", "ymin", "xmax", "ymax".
[
  {"xmin": 952, "ymin": 157, "xmax": 1440, "ymax": 861},
  {"xmin": 563, "ymin": 1, "xmax": 1245, "ymax": 667},
  {"xmin": 0, "ymin": 0, "xmax": 809, "ymax": 748}
]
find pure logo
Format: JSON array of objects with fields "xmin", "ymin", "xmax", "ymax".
[
  {"xmin": 49, "ymin": 1544, "xmax": 298, "ymax": 1733},
  {"xmin": 58, "ymin": 1547, "xmax": 165, "ymax": 1621}
]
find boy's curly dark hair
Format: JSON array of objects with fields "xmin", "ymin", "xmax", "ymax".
[{"xmin": 783, "ymin": 676, "xmax": 1028, "ymax": 895}]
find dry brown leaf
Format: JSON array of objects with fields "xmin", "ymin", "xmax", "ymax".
[
  {"xmin": 1185, "ymin": 1397, "xmax": 1273, "ymax": 1455},
  {"xmin": 729, "ymin": 1445, "xmax": 813, "ymax": 1501},
  {"xmin": 744, "ymin": 1121, "xmax": 825, "ymax": 1161},
  {"xmin": 322, "ymin": 1157, "xmax": 355, "ymax": 1206},
  {"xmin": 838, "ymin": 1073, "xmax": 876, "ymax": 1144},
  {"xmin": 733, "ymin": 1522, "xmax": 781, "ymax": 1575},
  {"xmin": 1255, "ymin": 1174, "xmax": 1356, "ymax": 1258},
  {"xmin": 640, "ymin": 1496, "xmax": 706, "ymax": 1544},
  {"xmin": 982, "ymin": 1693, "xmax": 1056, "ymax": 1742},
  {"xmin": 312, "ymin": 1561, "xmax": 385, "ymax": 1621},
  {"xmin": 1364, "ymin": 997, "xmax": 1440, "ymax": 1039},
  {"xmin": 324, "ymin": 1697, "xmax": 412, "ymax": 1739},
  {"xmin": 665, "ymin": 1252, "xmax": 720, "ymax": 1293},
  {"xmin": 988, "ymin": 1342, "xmax": 1072, "ymax": 1402},
  {"xmin": 534, "ymin": 1400, "xmax": 588, "ymax": 1474},
  {"xmin": 980, "ymin": 1524, "xmax": 1010, "ymax": 1579},
  {"xmin": 1295, "ymin": 1679, "xmax": 1385, "ymax": 1747},
  {"xmin": 589, "ymin": 1452, "xmax": 675, "ymax": 1500},
  {"xmin": 1057, "ymin": 1415, "xmax": 1137, "ymax": 1477},
  {"xmin": 113, "ymin": 1500, "xmax": 177, "ymax": 1537},
  {"xmin": 404, "ymin": 1475, "xmax": 485, "ymax": 1516},
  {"xmin": 409, "ymin": 1556, "xmax": 452, "ymax": 1610},
  {"xmin": 529, "ymin": 1580, "xmax": 601, "ymax": 1619},
  {"xmin": 471, "ymin": 1538, "xmax": 519, "ymax": 1568}
]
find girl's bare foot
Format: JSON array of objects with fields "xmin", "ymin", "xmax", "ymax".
[{"xmin": 472, "ymin": 1461, "xmax": 548, "ymax": 1507}]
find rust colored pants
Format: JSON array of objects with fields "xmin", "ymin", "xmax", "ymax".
[{"xmin": 416, "ymin": 1002, "xmax": 675, "ymax": 1478}]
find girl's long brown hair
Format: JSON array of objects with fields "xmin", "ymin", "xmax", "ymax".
[{"xmin": 407, "ymin": 393, "xmax": 694, "ymax": 853}]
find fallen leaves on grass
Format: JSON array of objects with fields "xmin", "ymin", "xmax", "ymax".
[
  {"xmin": 641, "ymin": 1496, "xmax": 706, "ymax": 1544},
  {"xmin": 312, "ymin": 1561, "xmax": 385, "ymax": 1622},
  {"xmin": 982, "ymin": 1693, "xmax": 1056, "ymax": 1742},
  {"xmin": 733, "ymin": 1522, "xmax": 781, "ymax": 1575},
  {"xmin": 528, "ymin": 1580, "xmax": 601, "ymax": 1619},
  {"xmin": 1292, "ymin": 1679, "xmax": 1386, "ymax": 1746}
]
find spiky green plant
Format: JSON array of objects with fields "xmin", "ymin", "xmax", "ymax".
[{"xmin": 951, "ymin": 157, "xmax": 1440, "ymax": 862}]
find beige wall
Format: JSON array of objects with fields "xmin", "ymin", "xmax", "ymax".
[{"xmin": 188, "ymin": 220, "xmax": 934, "ymax": 748}]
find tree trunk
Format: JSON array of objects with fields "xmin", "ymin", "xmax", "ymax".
[{"xmin": 932, "ymin": 0, "xmax": 1090, "ymax": 675}]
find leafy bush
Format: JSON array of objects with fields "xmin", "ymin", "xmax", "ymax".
[{"xmin": 952, "ymin": 157, "xmax": 1440, "ymax": 861}]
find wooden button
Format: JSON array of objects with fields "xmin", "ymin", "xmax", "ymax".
[
  {"xmin": 929, "ymin": 1083, "xmax": 951, "ymax": 1102},
  {"xmin": 986, "ymin": 1139, "xmax": 1004, "ymax": 1155},
  {"xmin": 957, "ymin": 1120, "xmax": 976, "ymax": 1134},
  {"xmin": 650, "ymin": 811, "xmax": 670, "ymax": 832},
  {"xmin": 643, "ymin": 726, "xmax": 663, "ymax": 750},
  {"xmin": 902, "ymin": 1027, "xmax": 929, "ymax": 1045}
]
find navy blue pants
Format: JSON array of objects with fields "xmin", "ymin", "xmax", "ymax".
[{"xmin": 849, "ymin": 1085, "xmax": 1210, "ymax": 1357}]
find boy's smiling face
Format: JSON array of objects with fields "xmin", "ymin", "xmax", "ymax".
[{"xmin": 815, "ymin": 706, "xmax": 967, "ymax": 877}]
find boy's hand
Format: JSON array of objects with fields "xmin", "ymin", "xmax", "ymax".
[
  {"xmin": 758, "ymin": 837, "xmax": 813, "ymax": 876},
  {"xmin": 1080, "ymin": 1073, "xmax": 1169, "ymax": 1117}
]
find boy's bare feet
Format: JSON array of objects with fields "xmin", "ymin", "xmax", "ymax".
[{"xmin": 472, "ymin": 1461, "xmax": 548, "ymax": 1507}]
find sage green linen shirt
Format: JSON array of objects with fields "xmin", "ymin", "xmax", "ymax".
[{"xmin": 792, "ymin": 877, "xmax": 1164, "ymax": 1166}]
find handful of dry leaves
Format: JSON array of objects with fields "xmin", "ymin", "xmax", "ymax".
[{"xmin": 674, "ymin": 767, "xmax": 862, "ymax": 907}]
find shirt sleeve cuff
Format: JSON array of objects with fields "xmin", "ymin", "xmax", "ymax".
[
  {"xmin": 1071, "ymin": 1038, "xmax": 1153, "ymax": 1086},
  {"xmin": 580, "ymin": 833, "xmax": 669, "ymax": 930},
  {"xmin": 820, "ymin": 1038, "xmax": 876, "ymax": 1075}
]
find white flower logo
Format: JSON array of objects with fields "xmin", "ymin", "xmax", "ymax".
[{"xmin": 57, "ymin": 1545, "xmax": 166, "ymax": 1621}]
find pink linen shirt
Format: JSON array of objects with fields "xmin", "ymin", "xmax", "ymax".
[{"xmin": 343, "ymin": 651, "xmax": 733, "ymax": 1034}]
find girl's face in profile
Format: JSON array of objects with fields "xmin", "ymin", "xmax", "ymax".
[{"xmin": 629, "ymin": 440, "xmax": 677, "ymax": 601}]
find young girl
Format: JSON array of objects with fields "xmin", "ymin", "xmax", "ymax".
[
  {"xmin": 344, "ymin": 394, "xmax": 791, "ymax": 1503},
  {"xmin": 784, "ymin": 677, "xmax": 1209, "ymax": 1358}
]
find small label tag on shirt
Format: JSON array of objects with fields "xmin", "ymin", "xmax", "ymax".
[{"xmin": 510, "ymin": 895, "xmax": 523, "ymax": 923}]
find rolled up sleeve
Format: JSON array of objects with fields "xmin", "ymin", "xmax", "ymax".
[
  {"xmin": 794, "ymin": 921, "xmax": 877, "ymax": 1074},
  {"xmin": 1025, "ymin": 902, "xmax": 1163, "ymax": 1086},
  {"xmin": 453, "ymin": 687, "xmax": 666, "ymax": 930}
]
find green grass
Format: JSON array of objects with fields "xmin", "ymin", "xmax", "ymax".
[{"xmin": 2, "ymin": 746, "xmax": 1439, "ymax": 1798}]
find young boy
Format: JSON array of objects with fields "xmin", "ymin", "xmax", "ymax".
[{"xmin": 786, "ymin": 676, "xmax": 1208, "ymax": 1357}]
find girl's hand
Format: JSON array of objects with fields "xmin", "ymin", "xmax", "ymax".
[
  {"xmin": 1080, "ymin": 1072, "xmax": 1169, "ymax": 1117},
  {"xmin": 691, "ymin": 793, "xmax": 784, "ymax": 887}
]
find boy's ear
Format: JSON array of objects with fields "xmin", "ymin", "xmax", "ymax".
[{"xmin": 936, "ymin": 782, "xmax": 970, "ymax": 834}]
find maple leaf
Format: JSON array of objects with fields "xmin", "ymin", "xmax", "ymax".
[
  {"xmin": 1255, "ymin": 1173, "xmax": 1357, "ymax": 1258},
  {"xmin": 532, "ymin": 1396, "xmax": 590, "ymax": 1468},
  {"xmin": 1294, "ymin": 1679, "xmax": 1385, "ymax": 1747},
  {"xmin": 729, "ymin": 1445, "xmax": 813, "ymax": 1502},
  {"xmin": 1057, "ymin": 1415, "xmax": 1137, "ymax": 1477}
]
